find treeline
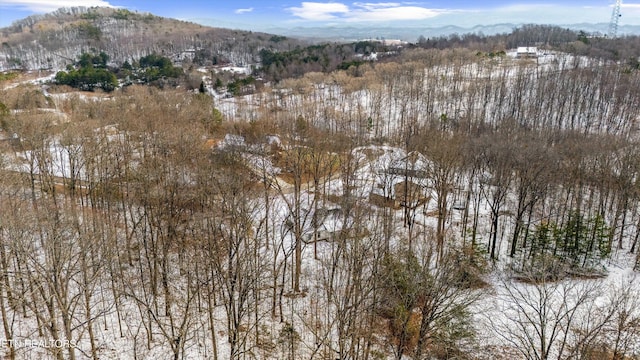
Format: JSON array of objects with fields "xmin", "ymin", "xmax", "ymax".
[
  {"xmin": 54, "ymin": 52, "xmax": 183, "ymax": 91},
  {"xmin": 414, "ymin": 24, "xmax": 640, "ymax": 64},
  {"xmin": 123, "ymin": 53, "xmax": 184, "ymax": 84},
  {"xmin": 259, "ymin": 40, "xmax": 396, "ymax": 81},
  {"xmin": 54, "ymin": 52, "xmax": 117, "ymax": 91},
  {"xmin": 5, "ymin": 6, "xmax": 156, "ymax": 29}
]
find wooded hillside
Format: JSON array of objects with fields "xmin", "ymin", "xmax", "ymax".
[{"xmin": 0, "ymin": 7, "xmax": 305, "ymax": 71}]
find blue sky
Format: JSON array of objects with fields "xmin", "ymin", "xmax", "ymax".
[{"xmin": 1, "ymin": 1, "xmax": 640, "ymax": 29}]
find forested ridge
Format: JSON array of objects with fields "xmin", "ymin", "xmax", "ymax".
[
  {"xmin": 0, "ymin": 7, "xmax": 306, "ymax": 71},
  {"xmin": 1, "ymin": 11, "xmax": 640, "ymax": 360}
]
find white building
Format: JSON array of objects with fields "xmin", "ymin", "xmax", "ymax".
[{"xmin": 516, "ymin": 46, "xmax": 538, "ymax": 58}]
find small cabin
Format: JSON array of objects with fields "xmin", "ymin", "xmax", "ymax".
[{"xmin": 516, "ymin": 47, "xmax": 538, "ymax": 59}]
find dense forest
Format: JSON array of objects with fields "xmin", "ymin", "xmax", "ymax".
[{"xmin": 2, "ymin": 13, "xmax": 640, "ymax": 360}]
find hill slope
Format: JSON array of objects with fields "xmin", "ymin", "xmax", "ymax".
[{"xmin": 0, "ymin": 7, "xmax": 303, "ymax": 71}]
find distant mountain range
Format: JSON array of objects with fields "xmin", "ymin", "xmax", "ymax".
[
  {"xmin": 256, "ymin": 23, "xmax": 640, "ymax": 42},
  {"xmin": 189, "ymin": 15, "xmax": 640, "ymax": 42}
]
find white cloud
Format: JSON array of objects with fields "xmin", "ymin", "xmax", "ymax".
[
  {"xmin": 235, "ymin": 7, "xmax": 254, "ymax": 15},
  {"xmin": 287, "ymin": 2, "xmax": 350, "ymax": 21},
  {"xmin": 288, "ymin": 1, "xmax": 441, "ymax": 22},
  {"xmin": 353, "ymin": 2, "xmax": 401, "ymax": 10},
  {"xmin": 285, "ymin": 2, "xmax": 640, "ymax": 26},
  {"xmin": 0, "ymin": 0, "xmax": 115, "ymax": 12},
  {"xmin": 348, "ymin": 4, "xmax": 439, "ymax": 21}
]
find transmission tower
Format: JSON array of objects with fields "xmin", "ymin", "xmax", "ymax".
[{"xmin": 608, "ymin": 0, "xmax": 622, "ymax": 38}]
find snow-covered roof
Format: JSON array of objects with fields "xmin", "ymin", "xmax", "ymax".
[{"xmin": 517, "ymin": 46, "xmax": 538, "ymax": 54}]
